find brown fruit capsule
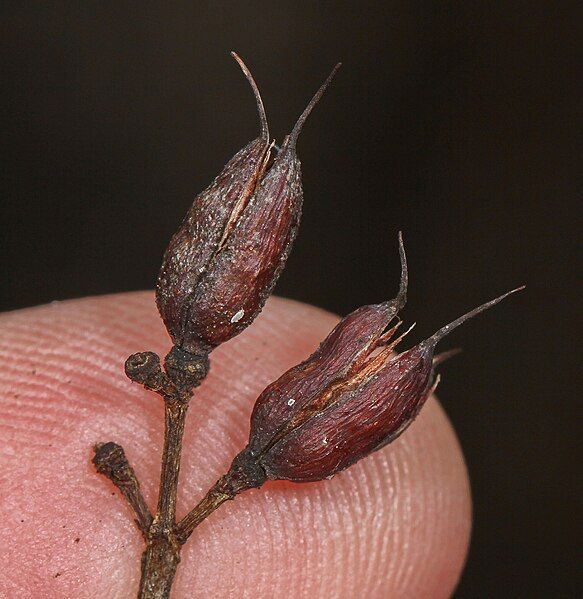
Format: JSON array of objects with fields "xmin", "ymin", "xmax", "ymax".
[
  {"xmin": 181, "ymin": 63, "xmax": 341, "ymax": 353},
  {"xmin": 156, "ymin": 53, "xmax": 271, "ymax": 353},
  {"xmin": 248, "ymin": 233, "xmax": 407, "ymax": 456},
  {"xmin": 243, "ymin": 284, "xmax": 523, "ymax": 482},
  {"xmin": 157, "ymin": 57, "xmax": 341, "ymax": 355}
]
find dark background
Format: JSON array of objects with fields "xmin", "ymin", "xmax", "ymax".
[{"xmin": 1, "ymin": 3, "xmax": 580, "ymax": 597}]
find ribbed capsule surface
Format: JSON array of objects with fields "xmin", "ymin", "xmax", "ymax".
[
  {"xmin": 156, "ymin": 137, "xmax": 270, "ymax": 346},
  {"xmin": 156, "ymin": 57, "xmax": 341, "ymax": 354},
  {"xmin": 179, "ymin": 141, "xmax": 302, "ymax": 352},
  {"xmin": 248, "ymin": 234, "xmax": 407, "ymax": 455},
  {"xmin": 260, "ymin": 341, "xmax": 435, "ymax": 481},
  {"xmin": 156, "ymin": 54, "xmax": 271, "ymax": 351},
  {"xmin": 244, "ymin": 285, "xmax": 522, "ymax": 483}
]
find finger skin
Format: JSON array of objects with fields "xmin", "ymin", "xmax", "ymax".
[{"xmin": 0, "ymin": 293, "xmax": 471, "ymax": 598}]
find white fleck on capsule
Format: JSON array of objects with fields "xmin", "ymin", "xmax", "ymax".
[{"xmin": 230, "ymin": 309, "xmax": 245, "ymax": 323}]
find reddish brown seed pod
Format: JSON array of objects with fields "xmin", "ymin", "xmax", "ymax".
[
  {"xmin": 156, "ymin": 53, "xmax": 271, "ymax": 353},
  {"xmin": 243, "ymin": 284, "xmax": 523, "ymax": 483},
  {"xmin": 170, "ymin": 62, "xmax": 341, "ymax": 354},
  {"xmin": 247, "ymin": 232, "xmax": 408, "ymax": 456}
]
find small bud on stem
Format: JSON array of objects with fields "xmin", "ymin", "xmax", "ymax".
[{"xmin": 92, "ymin": 442, "xmax": 152, "ymax": 535}]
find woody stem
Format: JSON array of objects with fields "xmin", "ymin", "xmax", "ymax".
[
  {"xmin": 156, "ymin": 398, "xmax": 189, "ymax": 531},
  {"xmin": 92, "ymin": 441, "xmax": 153, "ymax": 536},
  {"xmin": 110, "ymin": 346, "xmax": 210, "ymax": 599},
  {"xmin": 138, "ymin": 394, "xmax": 190, "ymax": 599},
  {"xmin": 176, "ymin": 449, "xmax": 267, "ymax": 544},
  {"xmin": 175, "ymin": 473, "xmax": 238, "ymax": 544}
]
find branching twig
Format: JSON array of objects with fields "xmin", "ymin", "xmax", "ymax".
[{"xmin": 92, "ymin": 442, "xmax": 152, "ymax": 537}]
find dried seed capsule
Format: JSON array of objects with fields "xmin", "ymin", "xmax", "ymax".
[
  {"xmin": 156, "ymin": 55, "xmax": 340, "ymax": 354},
  {"xmin": 243, "ymin": 284, "xmax": 523, "ymax": 482},
  {"xmin": 156, "ymin": 53, "xmax": 271, "ymax": 353},
  {"xmin": 168, "ymin": 62, "xmax": 341, "ymax": 354},
  {"xmin": 248, "ymin": 233, "xmax": 407, "ymax": 456}
]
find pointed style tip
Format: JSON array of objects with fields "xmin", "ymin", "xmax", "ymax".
[
  {"xmin": 231, "ymin": 51, "xmax": 269, "ymax": 139},
  {"xmin": 427, "ymin": 285, "xmax": 525, "ymax": 346},
  {"xmin": 285, "ymin": 62, "xmax": 342, "ymax": 150},
  {"xmin": 395, "ymin": 231, "xmax": 408, "ymax": 311}
]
